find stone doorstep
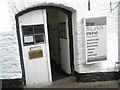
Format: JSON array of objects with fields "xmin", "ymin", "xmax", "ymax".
[
  {"xmin": 43, "ymin": 81, "xmax": 119, "ymax": 88},
  {"xmin": 24, "ymin": 76, "xmax": 119, "ymax": 88},
  {"xmin": 25, "ymin": 76, "xmax": 76, "ymax": 88}
]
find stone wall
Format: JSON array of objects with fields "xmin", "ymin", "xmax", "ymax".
[{"xmin": 0, "ymin": 0, "xmax": 22, "ymax": 79}]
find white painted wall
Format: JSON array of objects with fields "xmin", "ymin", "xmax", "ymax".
[
  {"xmin": 0, "ymin": 0, "xmax": 119, "ymax": 79},
  {"xmin": 0, "ymin": 0, "xmax": 22, "ymax": 79},
  {"xmin": 75, "ymin": 0, "xmax": 119, "ymax": 73}
]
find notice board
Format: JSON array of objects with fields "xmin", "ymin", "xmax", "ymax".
[{"xmin": 84, "ymin": 17, "xmax": 107, "ymax": 64}]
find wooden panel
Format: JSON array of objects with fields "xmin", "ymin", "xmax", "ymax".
[{"xmin": 29, "ymin": 50, "xmax": 43, "ymax": 59}]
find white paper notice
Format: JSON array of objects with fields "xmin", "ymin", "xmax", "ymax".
[{"xmin": 24, "ymin": 36, "xmax": 33, "ymax": 43}]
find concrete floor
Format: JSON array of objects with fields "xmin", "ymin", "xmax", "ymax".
[{"xmin": 24, "ymin": 76, "xmax": 119, "ymax": 89}]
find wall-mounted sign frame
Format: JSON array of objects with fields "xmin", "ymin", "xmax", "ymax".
[{"xmin": 84, "ymin": 17, "xmax": 107, "ymax": 64}]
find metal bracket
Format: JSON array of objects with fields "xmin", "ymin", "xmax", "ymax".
[{"xmin": 110, "ymin": 1, "xmax": 120, "ymax": 12}]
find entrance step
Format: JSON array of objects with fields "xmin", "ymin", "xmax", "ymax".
[
  {"xmin": 24, "ymin": 76, "xmax": 75, "ymax": 88},
  {"xmin": 43, "ymin": 80, "xmax": 118, "ymax": 88},
  {"xmin": 47, "ymin": 76, "xmax": 76, "ymax": 86},
  {"xmin": 24, "ymin": 76, "xmax": 119, "ymax": 88}
]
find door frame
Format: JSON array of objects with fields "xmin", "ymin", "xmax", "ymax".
[{"xmin": 15, "ymin": 6, "xmax": 74, "ymax": 85}]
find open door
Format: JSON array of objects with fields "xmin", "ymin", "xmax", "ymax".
[
  {"xmin": 19, "ymin": 9, "xmax": 52, "ymax": 85},
  {"xmin": 58, "ymin": 11, "xmax": 71, "ymax": 74}
]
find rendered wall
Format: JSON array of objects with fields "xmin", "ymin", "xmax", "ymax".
[
  {"xmin": 0, "ymin": 0, "xmax": 119, "ymax": 79},
  {"xmin": 0, "ymin": 0, "xmax": 22, "ymax": 79},
  {"xmin": 75, "ymin": 0, "xmax": 119, "ymax": 73}
]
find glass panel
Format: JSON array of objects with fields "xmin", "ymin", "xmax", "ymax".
[
  {"xmin": 59, "ymin": 22, "xmax": 67, "ymax": 39},
  {"xmin": 22, "ymin": 26, "xmax": 33, "ymax": 35},
  {"xmin": 34, "ymin": 25, "xmax": 44, "ymax": 34},
  {"xmin": 35, "ymin": 34, "xmax": 44, "ymax": 43},
  {"xmin": 22, "ymin": 24, "xmax": 45, "ymax": 45}
]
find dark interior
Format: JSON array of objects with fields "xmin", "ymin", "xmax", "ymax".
[
  {"xmin": 50, "ymin": 60, "xmax": 69, "ymax": 81},
  {"xmin": 47, "ymin": 9, "xmax": 70, "ymax": 81}
]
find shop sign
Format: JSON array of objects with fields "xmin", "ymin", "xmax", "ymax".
[{"xmin": 84, "ymin": 17, "xmax": 107, "ymax": 64}]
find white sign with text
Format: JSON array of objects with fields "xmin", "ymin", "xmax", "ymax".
[{"xmin": 84, "ymin": 17, "xmax": 107, "ymax": 64}]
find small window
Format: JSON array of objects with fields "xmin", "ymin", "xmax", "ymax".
[
  {"xmin": 22, "ymin": 24, "xmax": 45, "ymax": 46},
  {"xmin": 22, "ymin": 26, "xmax": 33, "ymax": 35},
  {"xmin": 35, "ymin": 34, "xmax": 44, "ymax": 43},
  {"xmin": 59, "ymin": 22, "xmax": 67, "ymax": 39}
]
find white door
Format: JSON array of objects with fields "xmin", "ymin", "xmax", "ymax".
[
  {"xmin": 19, "ymin": 10, "xmax": 52, "ymax": 85},
  {"xmin": 58, "ymin": 11, "xmax": 71, "ymax": 74}
]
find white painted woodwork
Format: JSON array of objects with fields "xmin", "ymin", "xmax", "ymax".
[{"xmin": 19, "ymin": 10, "xmax": 52, "ymax": 85}]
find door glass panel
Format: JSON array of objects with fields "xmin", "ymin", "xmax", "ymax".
[
  {"xmin": 35, "ymin": 34, "xmax": 44, "ymax": 43},
  {"xmin": 34, "ymin": 25, "xmax": 44, "ymax": 34},
  {"xmin": 22, "ymin": 26, "xmax": 33, "ymax": 35},
  {"xmin": 22, "ymin": 24, "xmax": 45, "ymax": 46},
  {"xmin": 59, "ymin": 22, "xmax": 67, "ymax": 39}
]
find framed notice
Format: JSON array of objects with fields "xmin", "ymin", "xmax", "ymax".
[
  {"xmin": 29, "ymin": 50, "xmax": 43, "ymax": 59},
  {"xmin": 84, "ymin": 17, "xmax": 107, "ymax": 64}
]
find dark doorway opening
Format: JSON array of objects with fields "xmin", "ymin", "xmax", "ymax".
[
  {"xmin": 50, "ymin": 60, "xmax": 70, "ymax": 81},
  {"xmin": 46, "ymin": 9, "xmax": 71, "ymax": 81}
]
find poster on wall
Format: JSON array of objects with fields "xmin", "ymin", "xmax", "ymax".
[{"xmin": 84, "ymin": 17, "xmax": 107, "ymax": 64}]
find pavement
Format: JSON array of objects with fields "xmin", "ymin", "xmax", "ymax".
[{"xmin": 24, "ymin": 76, "xmax": 120, "ymax": 89}]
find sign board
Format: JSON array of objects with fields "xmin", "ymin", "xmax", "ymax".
[
  {"xmin": 84, "ymin": 17, "xmax": 107, "ymax": 64},
  {"xmin": 29, "ymin": 50, "xmax": 43, "ymax": 59}
]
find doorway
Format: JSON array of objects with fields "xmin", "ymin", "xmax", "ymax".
[
  {"xmin": 16, "ymin": 6, "xmax": 74, "ymax": 85},
  {"xmin": 46, "ymin": 9, "xmax": 71, "ymax": 81}
]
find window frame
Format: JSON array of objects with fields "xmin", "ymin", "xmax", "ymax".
[{"xmin": 22, "ymin": 24, "xmax": 45, "ymax": 46}]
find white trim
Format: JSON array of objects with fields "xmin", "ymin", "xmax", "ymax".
[{"xmin": 43, "ymin": 9, "xmax": 52, "ymax": 82}]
